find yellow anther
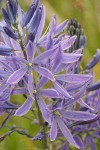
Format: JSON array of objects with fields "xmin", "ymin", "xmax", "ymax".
[
  {"xmin": 54, "ymin": 75, "xmax": 57, "ymax": 78},
  {"xmin": 62, "ymin": 37, "xmax": 64, "ymax": 41},
  {"xmin": 55, "ymin": 111, "xmax": 60, "ymax": 116},
  {"xmin": 28, "ymin": 62, "xmax": 32, "ymax": 67},
  {"xmin": 33, "ymin": 90, "xmax": 37, "ymax": 94},
  {"xmin": 0, "ymin": 83, "xmax": 2, "ymax": 86}
]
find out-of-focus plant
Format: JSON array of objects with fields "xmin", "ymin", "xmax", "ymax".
[{"xmin": 0, "ymin": 0, "xmax": 100, "ymax": 150}]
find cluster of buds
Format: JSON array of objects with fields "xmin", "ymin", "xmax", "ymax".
[{"xmin": 0, "ymin": 0, "xmax": 100, "ymax": 150}]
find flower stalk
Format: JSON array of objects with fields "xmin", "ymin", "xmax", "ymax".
[
  {"xmin": 16, "ymin": 24, "xmax": 27, "ymax": 60},
  {"xmin": 15, "ymin": 18, "xmax": 48, "ymax": 149},
  {"xmin": 35, "ymin": 99, "xmax": 48, "ymax": 150},
  {"xmin": 0, "ymin": 0, "xmax": 100, "ymax": 150}
]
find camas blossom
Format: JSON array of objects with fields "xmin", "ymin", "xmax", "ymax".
[{"xmin": 0, "ymin": 0, "xmax": 99, "ymax": 149}]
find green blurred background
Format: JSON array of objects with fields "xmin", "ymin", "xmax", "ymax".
[{"xmin": 0, "ymin": 0, "xmax": 100, "ymax": 150}]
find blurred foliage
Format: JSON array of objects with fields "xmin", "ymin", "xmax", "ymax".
[{"xmin": 0, "ymin": 0, "xmax": 100, "ymax": 150}]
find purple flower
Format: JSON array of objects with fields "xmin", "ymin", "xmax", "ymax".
[
  {"xmin": 86, "ymin": 49, "xmax": 100, "ymax": 69},
  {"xmin": 22, "ymin": 0, "xmax": 40, "ymax": 27},
  {"xmin": 0, "ymin": 101, "xmax": 18, "ymax": 116},
  {"xmin": 48, "ymin": 101, "xmax": 97, "ymax": 148},
  {"xmin": 14, "ymin": 96, "xmax": 33, "ymax": 116},
  {"xmin": 0, "ymin": 43, "xmax": 13, "ymax": 56},
  {"xmin": 87, "ymin": 80, "xmax": 100, "ymax": 91},
  {"xmin": 0, "ymin": 0, "xmax": 99, "ymax": 149},
  {"xmin": 3, "ymin": 26, "xmax": 19, "ymax": 39}
]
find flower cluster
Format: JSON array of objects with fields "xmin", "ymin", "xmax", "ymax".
[{"xmin": 0, "ymin": 0, "xmax": 100, "ymax": 150}]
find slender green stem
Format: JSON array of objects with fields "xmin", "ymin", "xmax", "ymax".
[
  {"xmin": 15, "ymin": 22, "xmax": 48, "ymax": 149},
  {"xmin": 33, "ymin": 73, "xmax": 48, "ymax": 149},
  {"xmin": 35, "ymin": 97, "xmax": 48, "ymax": 150},
  {"xmin": 17, "ymin": 29, "xmax": 27, "ymax": 59},
  {"xmin": 14, "ymin": 23, "xmax": 27, "ymax": 59}
]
